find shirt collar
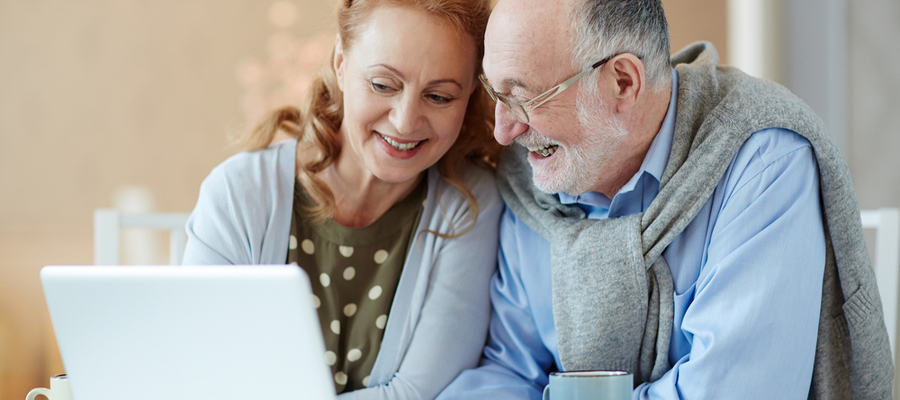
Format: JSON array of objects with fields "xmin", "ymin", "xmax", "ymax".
[{"xmin": 559, "ymin": 68, "xmax": 679, "ymax": 217}]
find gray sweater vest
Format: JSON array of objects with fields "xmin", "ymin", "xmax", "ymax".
[{"xmin": 496, "ymin": 41, "xmax": 892, "ymax": 398}]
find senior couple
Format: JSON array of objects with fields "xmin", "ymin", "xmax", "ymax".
[{"xmin": 182, "ymin": 0, "xmax": 893, "ymax": 398}]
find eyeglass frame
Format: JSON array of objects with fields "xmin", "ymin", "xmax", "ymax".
[{"xmin": 479, "ymin": 54, "xmax": 618, "ymax": 124}]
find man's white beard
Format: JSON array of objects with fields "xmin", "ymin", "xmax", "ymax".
[{"xmin": 524, "ymin": 89, "xmax": 628, "ymax": 195}]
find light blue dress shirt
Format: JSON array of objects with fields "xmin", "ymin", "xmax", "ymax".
[{"xmin": 438, "ymin": 70, "xmax": 826, "ymax": 400}]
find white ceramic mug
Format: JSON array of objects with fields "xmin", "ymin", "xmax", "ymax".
[
  {"xmin": 26, "ymin": 374, "xmax": 72, "ymax": 400},
  {"xmin": 543, "ymin": 370, "xmax": 632, "ymax": 400}
]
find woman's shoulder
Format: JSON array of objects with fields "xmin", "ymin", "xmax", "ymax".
[
  {"xmin": 430, "ymin": 162, "xmax": 501, "ymax": 208},
  {"xmin": 205, "ymin": 139, "xmax": 297, "ymax": 192},
  {"xmin": 461, "ymin": 162, "xmax": 496, "ymax": 187},
  {"xmin": 186, "ymin": 140, "xmax": 296, "ymax": 265}
]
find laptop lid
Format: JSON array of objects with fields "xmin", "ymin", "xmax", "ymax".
[{"xmin": 41, "ymin": 265, "xmax": 337, "ymax": 400}]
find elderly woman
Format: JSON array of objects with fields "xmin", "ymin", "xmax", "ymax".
[{"xmin": 182, "ymin": 0, "xmax": 501, "ymax": 399}]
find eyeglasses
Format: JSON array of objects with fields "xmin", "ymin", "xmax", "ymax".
[{"xmin": 479, "ymin": 55, "xmax": 614, "ymax": 124}]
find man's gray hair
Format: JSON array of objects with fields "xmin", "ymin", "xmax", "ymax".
[{"xmin": 571, "ymin": 0, "xmax": 671, "ymax": 93}]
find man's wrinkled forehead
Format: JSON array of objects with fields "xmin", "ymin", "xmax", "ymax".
[{"xmin": 484, "ymin": 0, "xmax": 575, "ymax": 91}]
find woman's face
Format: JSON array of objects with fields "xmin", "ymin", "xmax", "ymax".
[{"xmin": 334, "ymin": 5, "xmax": 477, "ymax": 184}]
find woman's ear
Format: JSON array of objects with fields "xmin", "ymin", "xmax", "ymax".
[{"xmin": 333, "ymin": 35, "xmax": 345, "ymax": 91}]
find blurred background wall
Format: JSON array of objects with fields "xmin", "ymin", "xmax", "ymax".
[
  {"xmin": 0, "ymin": 0, "xmax": 338, "ymax": 396},
  {"xmin": 0, "ymin": 0, "xmax": 896, "ymax": 398}
]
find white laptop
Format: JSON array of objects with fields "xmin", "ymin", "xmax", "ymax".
[{"xmin": 40, "ymin": 265, "xmax": 337, "ymax": 400}]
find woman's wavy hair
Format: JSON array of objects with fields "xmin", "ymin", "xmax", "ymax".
[{"xmin": 233, "ymin": 0, "xmax": 498, "ymax": 236}]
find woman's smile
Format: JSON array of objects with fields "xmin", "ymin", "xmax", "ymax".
[{"xmin": 377, "ymin": 132, "xmax": 425, "ymax": 151}]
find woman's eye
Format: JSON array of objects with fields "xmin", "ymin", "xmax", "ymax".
[
  {"xmin": 370, "ymin": 81, "xmax": 395, "ymax": 93},
  {"xmin": 427, "ymin": 93, "xmax": 454, "ymax": 104}
]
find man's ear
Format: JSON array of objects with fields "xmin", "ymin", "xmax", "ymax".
[
  {"xmin": 333, "ymin": 34, "xmax": 345, "ymax": 91},
  {"xmin": 608, "ymin": 54, "xmax": 645, "ymax": 113}
]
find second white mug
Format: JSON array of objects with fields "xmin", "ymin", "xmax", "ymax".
[
  {"xmin": 543, "ymin": 370, "xmax": 632, "ymax": 400},
  {"xmin": 26, "ymin": 374, "xmax": 72, "ymax": 400}
]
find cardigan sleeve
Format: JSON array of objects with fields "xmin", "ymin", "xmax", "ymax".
[
  {"xmin": 182, "ymin": 160, "xmax": 256, "ymax": 265},
  {"xmin": 182, "ymin": 141, "xmax": 295, "ymax": 266},
  {"xmin": 338, "ymin": 166, "xmax": 503, "ymax": 400}
]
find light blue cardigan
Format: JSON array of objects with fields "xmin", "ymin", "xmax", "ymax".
[{"xmin": 183, "ymin": 139, "xmax": 503, "ymax": 400}]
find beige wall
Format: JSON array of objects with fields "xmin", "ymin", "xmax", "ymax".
[
  {"xmin": 0, "ymin": 0, "xmax": 338, "ymax": 231},
  {"xmin": 0, "ymin": 1, "xmax": 723, "ymax": 398},
  {"xmin": 663, "ymin": 0, "xmax": 728, "ymax": 63},
  {"xmin": 0, "ymin": 1, "xmax": 339, "ymax": 397}
]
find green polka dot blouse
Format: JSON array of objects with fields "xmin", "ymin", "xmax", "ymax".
[{"xmin": 287, "ymin": 176, "xmax": 426, "ymax": 393}]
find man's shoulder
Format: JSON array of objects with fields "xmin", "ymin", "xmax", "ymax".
[
  {"xmin": 674, "ymin": 44, "xmax": 825, "ymax": 144},
  {"xmin": 739, "ymin": 127, "xmax": 814, "ymax": 165},
  {"xmin": 717, "ymin": 127, "xmax": 819, "ymax": 204}
]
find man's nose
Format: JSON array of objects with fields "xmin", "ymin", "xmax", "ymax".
[{"xmin": 493, "ymin": 102, "xmax": 529, "ymax": 146}]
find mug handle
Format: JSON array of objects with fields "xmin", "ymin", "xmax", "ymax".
[
  {"xmin": 542, "ymin": 384, "xmax": 551, "ymax": 400},
  {"xmin": 26, "ymin": 387, "xmax": 50, "ymax": 400}
]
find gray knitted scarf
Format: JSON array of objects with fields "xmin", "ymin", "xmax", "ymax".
[{"xmin": 497, "ymin": 42, "xmax": 892, "ymax": 398}]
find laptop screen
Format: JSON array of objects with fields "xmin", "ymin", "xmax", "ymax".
[{"xmin": 41, "ymin": 265, "xmax": 337, "ymax": 400}]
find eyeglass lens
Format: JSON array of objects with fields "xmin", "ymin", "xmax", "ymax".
[{"xmin": 480, "ymin": 76, "xmax": 531, "ymax": 123}]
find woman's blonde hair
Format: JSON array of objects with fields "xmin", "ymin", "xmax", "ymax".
[{"xmin": 234, "ymin": 0, "xmax": 499, "ymax": 235}]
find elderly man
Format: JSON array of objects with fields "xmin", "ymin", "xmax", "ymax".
[{"xmin": 438, "ymin": 0, "xmax": 892, "ymax": 398}]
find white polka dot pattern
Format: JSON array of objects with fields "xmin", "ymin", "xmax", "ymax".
[
  {"xmin": 368, "ymin": 285, "xmax": 383, "ymax": 300},
  {"xmin": 324, "ymin": 350, "xmax": 337, "ymax": 366},
  {"xmin": 285, "ymin": 183, "xmax": 426, "ymax": 393},
  {"xmin": 339, "ymin": 245, "xmax": 354, "ymax": 258},
  {"xmin": 343, "ymin": 267, "xmax": 356, "ymax": 280},
  {"xmin": 330, "ymin": 320, "xmax": 340, "ymax": 335},
  {"xmin": 335, "ymin": 371, "xmax": 348, "ymax": 385},
  {"xmin": 301, "ymin": 239, "xmax": 315, "ymax": 254},
  {"xmin": 343, "ymin": 303, "xmax": 357, "ymax": 317},
  {"xmin": 373, "ymin": 249, "xmax": 389, "ymax": 264}
]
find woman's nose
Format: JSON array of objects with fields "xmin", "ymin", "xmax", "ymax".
[{"xmin": 390, "ymin": 95, "xmax": 424, "ymax": 135}]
